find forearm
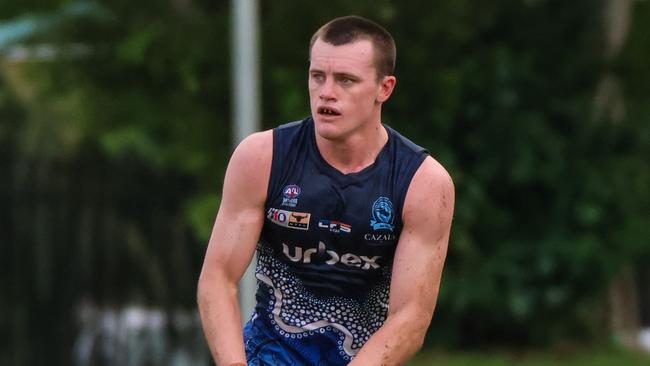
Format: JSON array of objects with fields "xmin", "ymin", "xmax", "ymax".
[
  {"xmin": 349, "ymin": 310, "xmax": 428, "ymax": 366},
  {"xmin": 197, "ymin": 270, "xmax": 247, "ymax": 365}
]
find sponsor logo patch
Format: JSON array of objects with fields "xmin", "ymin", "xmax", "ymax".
[
  {"xmin": 318, "ymin": 220, "xmax": 351, "ymax": 234},
  {"xmin": 282, "ymin": 241, "xmax": 381, "ymax": 270},
  {"xmin": 267, "ymin": 208, "xmax": 310, "ymax": 230},
  {"xmin": 364, "ymin": 233, "xmax": 396, "ymax": 241},
  {"xmin": 281, "ymin": 184, "xmax": 301, "ymax": 207}
]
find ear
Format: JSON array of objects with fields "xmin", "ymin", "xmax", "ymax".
[{"xmin": 376, "ymin": 75, "xmax": 397, "ymax": 103}]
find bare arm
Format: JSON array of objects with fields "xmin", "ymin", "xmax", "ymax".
[
  {"xmin": 350, "ymin": 156, "xmax": 454, "ymax": 366},
  {"xmin": 197, "ymin": 130, "xmax": 272, "ymax": 366}
]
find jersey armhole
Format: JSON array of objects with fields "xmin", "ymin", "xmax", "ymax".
[
  {"xmin": 397, "ymin": 152, "xmax": 429, "ymax": 223},
  {"xmin": 264, "ymin": 118, "xmax": 309, "ymax": 209},
  {"xmin": 265, "ymin": 128, "xmax": 281, "ymax": 209}
]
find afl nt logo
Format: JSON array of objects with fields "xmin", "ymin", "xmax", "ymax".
[
  {"xmin": 283, "ymin": 185, "xmax": 301, "ymax": 198},
  {"xmin": 282, "ymin": 184, "xmax": 301, "ymax": 207}
]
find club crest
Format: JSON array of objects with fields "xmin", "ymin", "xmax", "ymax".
[{"xmin": 370, "ymin": 196, "xmax": 394, "ymax": 231}]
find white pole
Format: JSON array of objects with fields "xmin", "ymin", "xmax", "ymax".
[{"xmin": 231, "ymin": 0, "xmax": 260, "ymax": 324}]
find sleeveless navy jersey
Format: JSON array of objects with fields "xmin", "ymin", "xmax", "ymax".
[{"xmin": 244, "ymin": 117, "xmax": 427, "ymax": 365}]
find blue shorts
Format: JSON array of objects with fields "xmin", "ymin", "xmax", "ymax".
[{"xmin": 244, "ymin": 316, "xmax": 349, "ymax": 366}]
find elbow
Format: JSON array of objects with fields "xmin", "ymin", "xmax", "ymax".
[
  {"xmin": 392, "ymin": 320, "xmax": 426, "ymax": 360},
  {"xmin": 406, "ymin": 324, "xmax": 426, "ymax": 354},
  {"xmin": 411, "ymin": 310, "xmax": 434, "ymax": 352},
  {"xmin": 196, "ymin": 272, "xmax": 208, "ymax": 308},
  {"xmin": 415, "ymin": 313, "xmax": 432, "ymax": 345},
  {"xmin": 197, "ymin": 268, "xmax": 217, "ymax": 309},
  {"xmin": 391, "ymin": 310, "xmax": 430, "ymax": 354},
  {"xmin": 196, "ymin": 266, "xmax": 238, "ymax": 309}
]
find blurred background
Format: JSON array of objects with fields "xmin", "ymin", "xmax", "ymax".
[{"xmin": 1, "ymin": 0, "xmax": 649, "ymax": 365}]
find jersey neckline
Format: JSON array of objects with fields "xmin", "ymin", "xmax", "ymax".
[{"xmin": 306, "ymin": 117, "xmax": 392, "ymax": 185}]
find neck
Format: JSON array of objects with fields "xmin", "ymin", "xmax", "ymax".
[{"xmin": 315, "ymin": 121, "xmax": 388, "ymax": 175}]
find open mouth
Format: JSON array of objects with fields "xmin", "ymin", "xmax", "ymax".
[{"xmin": 318, "ymin": 106, "xmax": 341, "ymax": 116}]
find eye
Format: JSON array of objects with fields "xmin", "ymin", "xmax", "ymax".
[
  {"xmin": 310, "ymin": 72, "xmax": 325, "ymax": 82},
  {"xmin": 337, "ymin": 75, "xmax": 357, "ymax": 86}
]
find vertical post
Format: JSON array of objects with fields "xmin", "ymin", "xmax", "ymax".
[{"xmin": 231, "ymin": 0, "xmax": 260, "ymax": 323}]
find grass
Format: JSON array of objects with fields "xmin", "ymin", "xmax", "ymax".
[{"xmin": 409, "ymin": 348, "xmax": 650, "ymax": 366}]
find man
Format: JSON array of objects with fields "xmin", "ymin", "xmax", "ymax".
[{"xmin": 198, "ymin": 15, "xmax": 454, "ymax": 365}]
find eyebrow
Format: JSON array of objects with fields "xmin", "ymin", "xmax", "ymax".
[
  {"xmin": 309, "ymin": 69, "xmax": 361, "ymax": 80},
  {"xmin": 334, "ymin": 72, "xmax": 360, "ymax": 80}
]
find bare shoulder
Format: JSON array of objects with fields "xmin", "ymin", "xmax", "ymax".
[
  {"xmin": 411, "ymin": 156, "xmax": 454, "ymax": 194},
  {"xmin": 222, "ymin": 129, "xmax": 273, "ymax": 206},
  {"xmin": 229, "ymin": 129, "xmax": 273, "ymax": 167},
  {"xmin": 403, "ymin": 156, "xmax": 455, "ymax": 226}
]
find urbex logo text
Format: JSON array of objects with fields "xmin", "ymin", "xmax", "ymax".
[{"xmin": 282, "ymin": 241, "xmax": 380, "ymax": 270}]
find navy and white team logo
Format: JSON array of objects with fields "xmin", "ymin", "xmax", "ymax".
[
  {"xmin": 370, "ymin": 196, "xmax": 394, "ymax": 231},
  {"xmin": 281, "ymin": 184, "xmax": 301, "ymax": 207}
]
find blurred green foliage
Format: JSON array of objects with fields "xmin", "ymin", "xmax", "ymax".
[{"xmin": 1, "ymin": 0, "xmax": 649, "ymax": 364}]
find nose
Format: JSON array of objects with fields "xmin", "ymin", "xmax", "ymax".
[{"xmin": 319, "ymin": 77, "xmax": 336, "ymax": 101}]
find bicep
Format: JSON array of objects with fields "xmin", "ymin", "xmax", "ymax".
[
  {"xmin": 201, "ymin": 131, "xmax": 273, "ymax": 283},
  {"xmin": 389, "ymin": 157, "xmax": 454, "ymax": 317}
]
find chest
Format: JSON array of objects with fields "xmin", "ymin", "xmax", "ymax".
[{"xmin": 263, "ymin": 166, "xmax": 402, "ymax": 266}]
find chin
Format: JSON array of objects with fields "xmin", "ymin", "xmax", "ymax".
[{"xmin": 313, "ymin": 119, "xmax": 344, "ymax": 141}]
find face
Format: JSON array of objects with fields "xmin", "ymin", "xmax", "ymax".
[{"xmin": 308, "ymin": 38, "xmax": 396, "ymax": 141}]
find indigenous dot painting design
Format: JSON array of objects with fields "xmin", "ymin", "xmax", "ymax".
[{"xmin": 255, "ymin": 246, "xmax": 391, "ymax": 360}]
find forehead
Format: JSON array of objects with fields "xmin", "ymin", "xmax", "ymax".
[{"xmin": 309, "ymin": 38, "xmax": 376, "ymax": 73}]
